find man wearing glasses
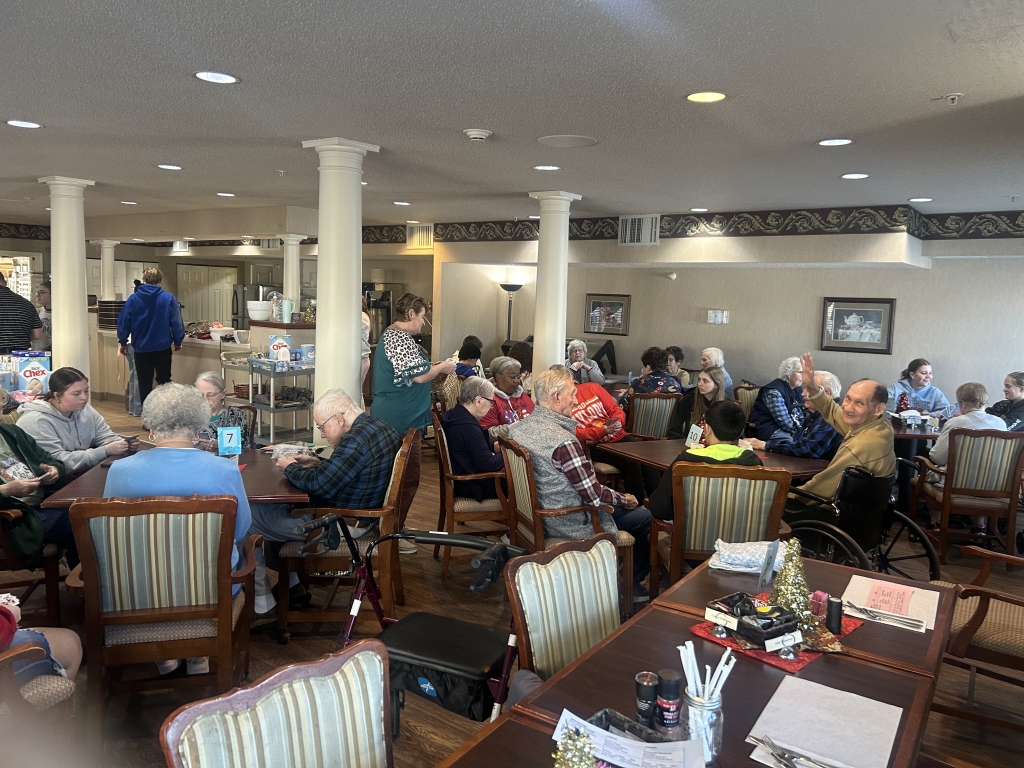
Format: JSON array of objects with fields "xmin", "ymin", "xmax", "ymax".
[{"xmin": 247, "ymin": 387, "xmax": 403, "ymax": 615}]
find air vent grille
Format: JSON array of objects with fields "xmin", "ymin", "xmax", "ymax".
[
  {"xmin": 259, "ymin": 238, "xmax": 282, "ymax": 251},
  {"xmin": 406, "ymin": 224, "xmax": 434, "ymax": 249},
  {"xmin": 617, "ymin": 215, "xmax": 660, "ymax": 246},
  {"xmin": 172, "ymin": 240, "xmax": 190, "ymax": 253}
]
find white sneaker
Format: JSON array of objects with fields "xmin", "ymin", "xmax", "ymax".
[
  {"xmin": 186, "ymin": 657, "xmax": 210, "ymax": 675},
  {"xmin": 254, "ymin": 593, "xmax": 277, "ymax": 615},
  {"xmin": 156, "ymin": 659, "xmax": 181, "ymax": 675},
  {"xmin": 398, "ymin": 529, "xmax": 418, "ymax": 554}
]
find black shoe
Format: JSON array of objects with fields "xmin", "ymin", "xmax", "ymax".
[
  {"xmin": 997, "ymin": 518, "xmax": 1008, "ymax": 535},
  {"xmin": 632, "ymin": 583, "xmax": 650, "ymax": 604},
  {"xmin": 289, "ymin": 584, "xmax": 313, "ymax": 611},
  {"xmin": 1017, "ymin": 530, "xmax": 1024, "ymax": 555}
]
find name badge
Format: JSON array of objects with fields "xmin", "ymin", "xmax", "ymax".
[
  {"xmin": 218, "ymin": 426, "xmax": 242, "ymax": 456},
  {"xmin": 685, "ymin": 422, "xmax": 703, "ymax": 447},
  {"xmin": 764, "ymin": 630, "xmax": 803, "ymax": 653}
]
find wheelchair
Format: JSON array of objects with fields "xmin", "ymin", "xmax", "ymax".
[{"xmin": 786, "ymin": 463, "xmax": 941, "ymax": 581}]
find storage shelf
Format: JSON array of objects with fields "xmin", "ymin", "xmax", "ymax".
[{"xmin": 225, "ymin": 396, "xmax": 311, "ymax": 414}]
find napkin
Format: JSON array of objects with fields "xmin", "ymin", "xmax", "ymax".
[
  {"xmin": 841, "ymin": 574, "xmax": 940, "ymax": 631},
  {"xmin": 708, "ymin": 540, "xmax": 784, "ymax": 573},
  {"xmin": 746, "ymin": 676, "xmax": 902, "ymax": 768}
]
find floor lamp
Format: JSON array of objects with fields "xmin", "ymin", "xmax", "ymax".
[{"xmin": 499, "ymin": 282, "xmax": 523, "ymax": 343}]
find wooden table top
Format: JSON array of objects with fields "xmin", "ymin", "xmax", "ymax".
[
  {"xmin": 653, "ymin": 559, "xmax": 955, "ymax": 678},
  {"xmin": 597, "ymin": 438, "xmax": 829, "ymax": 480},
  {"xmin": 41, "ymin": 447, "xmax": 308, "ymax": 508},
  {"xmin": 514, "ymin": 605, "xmax": 936, "ymax": 768},
  {"xmin": 437, "ymin": 713, "xmax": 555, "ymax": 767},
  {"xmin": 892, "ymin": 424, "xmax": 939, "ymax": 441}
]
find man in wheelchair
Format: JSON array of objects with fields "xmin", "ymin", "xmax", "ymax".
[{"xmin": 783, "ymin": 352, "xmax": 896, "ymax": 524}]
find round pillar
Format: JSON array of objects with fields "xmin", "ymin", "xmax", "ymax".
[{"xmin": 529, "ymin": 190, "xmax": 581, "ymax": 374}]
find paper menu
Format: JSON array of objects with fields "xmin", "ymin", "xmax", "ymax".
[
  {"xmin": 866, "ymin": 580, "xmax": 914, "ymax": 616},
  {"xmin": 553, "ymin": 709, "xmax": 703, "ymax": 768},
  {"xmin": 842, "ymin": 574, "xmax": 940, "ymax": 630}
]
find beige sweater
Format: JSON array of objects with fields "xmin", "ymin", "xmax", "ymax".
[{"xmin": 799, "ymin": 388, "xmax": 896, "ymax": 500}]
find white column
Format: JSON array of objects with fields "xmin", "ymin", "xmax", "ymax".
[
  {"xmin": 39, "ymin": 176, "xmax": 95, "ymax": 376},
  {"xmin": 278, "ymin": 233, "xmax": 305, "ymax": 308},
  {"xmin": 96, "ymin": 239, "xmax": 119, "ymax": 301},
  {"xmin": 301, "ymin": 137, "xmax": 380, "ymax": 403},
  {"xmin": 529, "ymin": 190, "xmax": 581, "ymax": 374}
]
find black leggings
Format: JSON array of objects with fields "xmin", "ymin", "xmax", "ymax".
[{"xmin": 134, "ymin": 347, "xmax": 173, "ymax": 407}]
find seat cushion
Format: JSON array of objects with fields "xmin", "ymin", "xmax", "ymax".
[
  {"xmin": 104, "ymin": 589, "xmax": 245, "ymax": 646},
  {"xmin": 452, "ymin": 497, "xmax": 504, "ymax": 514},
  {"xmin": 931, "ymin": 580, "xmax": 1024, "ymax": 657},
  {"xmin": 920, "ymin": 482, "xmax": 1011, "ymax": 511},
  {"xmin": 378, "ymin": 611, "xmax": 510, "ymax": 679},
  {"xmin": 19, "ymin": 674, "xmax": 76, "ymax": 711},
  {"xmin": 278, "ymin": 525, "xmax": 379, "ymax": 559},
  {"xmin": 592, "ymin": 462, "xmax": 622, "ymax": 476},
  {"xmin": 545, "ymin": 530, "xmax": 635, "ymax": 550}
]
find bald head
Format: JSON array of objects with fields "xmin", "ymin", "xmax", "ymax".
[{"xmin": 840, "ymin": 379, "xmax": 888, "ymax": 429}]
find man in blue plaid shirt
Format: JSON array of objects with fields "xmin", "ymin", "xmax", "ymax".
[
  {"xmin": 248, "ymin": 388, "xmax": 403, "ymax": 614},
  {"xmin": 748, "ymin": 371, "xmax": 843, "ymax": 461}
]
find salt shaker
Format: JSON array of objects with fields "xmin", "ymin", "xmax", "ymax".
[
  {"xmin": 684, "ymin": 688, "xmax": 723, "ymax": 764},
  {"xmin": 635, "ymin": 671, "xmax": 658, "ymax": 728}
]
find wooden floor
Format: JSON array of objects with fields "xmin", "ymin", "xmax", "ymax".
[{"xmin": 4, "ymin": 399, "xmax": 1023, "ymax": 766}]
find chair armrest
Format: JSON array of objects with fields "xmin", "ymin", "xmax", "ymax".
[
  {"xmin": 913, "ymin": 456, "xmax": 946, "ymax": 475},
  {"xmin": 788, "ymin": 486, "xmax": 833, "ymax": 506},
  {"xmin": 230, "ymin": 534, "xmax": 260, "ymax": 584},
  {"xmin": 0, "ymin": 642, "xmax": 47, "ymax": 714},
  {"xmin": 536, "ymin": 505, "xmax": 603, "ymax": 519},
  {"xmin": 957, "ymin": 584, "xmax": 1024, "ymax": 610},
  {"xmin": 0, "ymin": 642, "xmax": 46, "ymax": 667},
  {"xmin": 448, "ymin": 470, "xmax": 506, "ymax": 482},
  {"xmin": 0, "ymin": 508, "xmax": 23, "ymax": 522},
  {"xmin": 895, "ymin": 457, "xmax": 920, "ymax": 471},
  {"xmin": 957, "ymin": 545, "xmax": 1024, "ymax": 586},
  {"xmin": 293, "ymin": 506, "xmax": 394, "ymax": 520},
  {"xmin": 948, "ymin": 583, "xmax": 1024, "ymax": 656},
  {"xmin": 626, "ymin": 433, "xmax": 658, "ymax": 441}
]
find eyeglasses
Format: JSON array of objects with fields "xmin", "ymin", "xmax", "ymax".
[
  {"xmin": 315, "ymin": 413, "xmax": 340, "ymax": 434},
  {"xmin": 500, "ymin": 371, "xmax": 523, "ymax": 381},
  {"xmin": 477, "ymin": 396, "xmax": 495, "ymax": 404}
]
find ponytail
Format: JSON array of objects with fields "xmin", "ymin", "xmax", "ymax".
[{"xmin": 901, "ymin": 358, "xmax": 929, "ymax": 381}]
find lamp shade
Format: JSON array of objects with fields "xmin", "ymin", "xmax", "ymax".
[{"xmin": 499, "ymin": 283, "xmax": 523, "ymax": 293}]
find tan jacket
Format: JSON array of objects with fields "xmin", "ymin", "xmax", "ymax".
[{"xmin": 799, "ymin": 388, "xmax": 896, "ymax": 499}]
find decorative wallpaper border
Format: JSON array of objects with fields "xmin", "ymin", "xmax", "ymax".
[
  {"xmin": 660, "ymin": 206, "xmax": 909, "ymax": 238},
  {"xmin": 0, "ymin": 222, "xmax": 50, "ymax": 240},
  {"xmin": 907, "ymin": 208, "xmax": 1024, "ymax": 240}
]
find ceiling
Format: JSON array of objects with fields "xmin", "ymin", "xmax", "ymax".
[{"xmin": 2, "ymin": 0, "xmax": 1024, "ymax": 229}]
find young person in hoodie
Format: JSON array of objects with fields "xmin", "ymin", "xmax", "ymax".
[
  {"xmin": 479, "ymin": 356, "xmax": 534, "ymax": 439},
  {"xmin": 986, "ymin": 371, "xmax": 1024, "ymax": 432},
  {"xmin": 887, "ymin": 358, "xmax": 950, "ymax": 416},
  {"xmin": 17, "ymin": 367, "xmax": 136, "ymax": 475},
  {"xmin": 116, "ymin": 267, "xmax": 185, "ymax": 407},
  {"xmin": 440, "ymin": 376, "xmax": 505, "ymax": 501}
]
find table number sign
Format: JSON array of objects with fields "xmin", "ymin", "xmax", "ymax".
[
  {"xmin": 685, "ymin": 423, "xmax": 703, "ymax": 447},
  {"xmin": 218, "ymin": 426, "xmax": 242, "ymax": 456}
]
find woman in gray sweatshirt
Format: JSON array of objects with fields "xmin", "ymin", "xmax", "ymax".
[{"xmin": 16, "ymin": 367, "xmax": 136, "ymax": 474}]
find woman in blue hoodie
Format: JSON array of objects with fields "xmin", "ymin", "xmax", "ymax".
[
  {"xmin": 887, "ymin": 358, "xmax": 950, "ymax": 416},
  {"xmin": 116, "ymin": 268, "xmax": 185, "ymax": 408}
]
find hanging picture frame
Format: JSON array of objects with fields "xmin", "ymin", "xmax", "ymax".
[
  {"xmin": 585, "ymin": 294, "xmax": 631, "ymax": 336},
  {"xmin": 820, "ymin": 297, "xmax": 896, "ymax": 354}
]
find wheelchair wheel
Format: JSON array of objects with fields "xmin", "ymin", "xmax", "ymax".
[
  {"xmin": 790, "ymin": 521, "xmax": 871, "ymax": 571},
  {"xmin": 873, "ymin": 510, "xmax": 941, "ymax": 581}
]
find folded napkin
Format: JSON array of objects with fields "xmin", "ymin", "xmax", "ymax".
[{"xmin": 708, "ymin": 539, "xmax": 784, "ymax": 573}]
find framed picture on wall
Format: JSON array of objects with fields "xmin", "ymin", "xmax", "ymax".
[
  {"xmin": 820, "ymin": 297, "xmax": 896, "ymax": 354},
  {"xmin": 585, "ymin": 293, "xmax": 631, "ymax": 336}
]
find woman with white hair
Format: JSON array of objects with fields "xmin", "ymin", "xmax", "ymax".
[
  {"xmin": 747, "ymin": 370, "xmax": 843, "ymax": 461},
  {"xmin": 479, "ymin": 355, "xmax": 534, "ymax": 435},
  {"xmin": 748, "ymin": 356, "xmax": 805, "ymax": 442},
  {"xmin": 700, "ymin": 347, "xmax": 733, "ymax": 399},
  {"xmin": 564, "ymin": 339, "xmax": 605, "ymax": 385},
  {"xmin": 194, "ymin": 371, "xmax": 252, "ymax": 451},
  {"xmin": 440, "ymin": 376, "xmax": 506, "ymax": 501}
]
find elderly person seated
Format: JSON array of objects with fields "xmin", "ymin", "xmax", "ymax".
[
  {"xmin": 479, "ymin": 356, "xmax": 535, "ymax": 436},
  {"xmin": 665, "ymin": 346, "xmax": 688, "ymax": 386},
  {"xmin": 700, "ymin": 347, "xmax": 733, "ymax": 399},
  {"xmin": 454, "ymin": 343, "xmax": 482, "ymax": 378},
  {"xmin": 440, "ymin": 376, "xmax": 505, "ymax": 501},
  {"xmin": 17, "ymin": 366, "xmax": 136, "ymax": 475},
  {"xmin": 102, "ymin": 382, "xmax": 253, "ymax": 676},
  {"xmin": 749, "ymin": 356, "xmax": 805, "ymax": 442},
  {"xmin": 783, "ymin": 353, "xmax": 895, "ymax": 523},
  {"xmin": 251, "ymin": 388, "xmax": 403, "ymax": 612},
  {"xmin": 746, "ymin": 371, "xmax": 843, "ymax": 461},
  {"xmin": 194, "ymin": 371, "xmax": 253, "ymax": 451},
  {"xmin": 620, "ymin": 347, "xmax": 682, "ymax": 415},
  {"xmin": 565, "ymin": 339, "xmax": 606, "ymax": 385},
  {"xmin": 506, "ymin": 368, "xmax": 652, "ymax": 601}
]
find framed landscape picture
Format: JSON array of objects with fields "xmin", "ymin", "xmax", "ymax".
[
  {"xmin": 585, "ymin": 293, "xmax": 631, "ymax": 336},
  {"xmin": 820, "ymin": 297, "xmax": 896, "ymax": 354}
]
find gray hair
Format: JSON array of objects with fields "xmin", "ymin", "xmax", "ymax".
[
  {"xmin": 779, "ymin": 356, "xmax": 802, "ymax": 380},
  {"xmin": 533, "ymin": 367, "xmax": 574, "ymax": 405},
  {"xmin": 566, "ymin": 339, "xmax": 587, "ymax": 355},
  {"xmin": 142, "ymin": 383, "xmax": 210, "ymax": 439},
  {"xmin": 195, "ymin": 370, "xmax": 226, "ymax": 392},
  {"xmin": 313, "ymin": 388, "xmax": 362, "ymax": 422},
  {"xmin": 489, "ymin": 356, "xmax": 521, "ymax": 376},
  {"xmin": 458, "ymin": 376, "xmax": 496, "ymax": 405},
  {"xmin": 702, "ymin": 347, "xmax": 724, "ymax": 367},
  {"xmin": 815, "ymin": 371, "xmax": 841, "ymax": 398}
]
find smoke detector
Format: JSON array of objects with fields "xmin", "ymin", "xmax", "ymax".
[
  {"xmin": 942, "ymin": 93, "xmax": 963, "ymax": 106},
  {"xmin": 463, "ymin": 128, "xmax": 493, "ymax": 142}
]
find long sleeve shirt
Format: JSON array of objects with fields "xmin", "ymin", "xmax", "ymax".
[
  {"xmin": 766, "ymin": 410, "xmax": 842, "ymax": 461},
  {"xmin": 550, "ymin": 440, "xmax": 629, "ymax": 508},
  {"xmin": 762, "ymin": 389, "xmax": 805, "ymax": 436},
  {"xmin": 571, "ymin": 383, "xmax": 627, "ymax": 444}
]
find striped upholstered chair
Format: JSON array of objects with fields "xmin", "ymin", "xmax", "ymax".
[
  {"xmin": 504, "ymin": 535, "xmax": 620, "ymax": 683},
  {"xmin": 909, "ymin": 429, "xmax": 1024, "ymax": 563},
  {"xmin": 625, "ymin": 392, "xmax": 682, "ymax": 440},
  {"xmin": 733, "ymin": 384, "xmax": 760, "ymax": 420},
  {"xmin": 70, "ymin": 495, "xmax": 257, "ymax": 745},
  {"xmin": 498, "ymin": 436, "xmax": 635, "ymax": 611},
  {"xmin": 161, "ymin": 639, "xmax": 392, "ymax": 768},
  {"xmin": 649, "ymin": 463, "xmax": 791, "ymax": 597}
]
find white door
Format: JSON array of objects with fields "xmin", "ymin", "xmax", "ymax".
[
  {"xmin": 208, "ymin": 266, "xmax": 238, "ymax": 325},
  {"xmin": 125, "ymin": 261, "xmax": 145, "ymax": 286},
  {"xmin": 86, "ymin": 259, "xmax": 101, "ymax": 297},
  {"xmin": 176, "ymin": 265, "xmax": 209, "ymax": 324},
  {"xmin": 114, "ymin": 261, "xmax": 127, "ymax": 300},
  {"xmin": 250, "ymin": 263, "xmax": 276, "ymax": 285}
]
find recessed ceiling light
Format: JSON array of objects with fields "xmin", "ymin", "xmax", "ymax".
[
  {"xmin": 406, "ymin": 220, "xmax": 419, "ymax": 224},
  {"xmin": 393, "ymin": 201, "xmax": 411, "ymax": 206},
  {"xmin": 686, "ymin": 92, "xmax": 726, "ymax": 103},
  {"xmin": 908, "ymin": 197, "xmax": 933, "ymax": 202},
  {"xmin": 841, "ymin": 173, "xmax": 869, "ymax": 179},
  {"xmin": 361, "ymin": 181, "xmax": 368, "ymax": 186},
  {"xmin": 183, "ymin": 237, "xmax": 195, "ymax": 241},
  {"xmin": 533, "ymin": 165, "xmax": 560, "ymax": 171},
  {"xmin": 132, "ymin": 238, "xmax": 145, "ymax": 242},
  {"xmin": 216, "ymin": 192, "xmax": 235, "ymax": 197},
  {"xmin": 45, "ymin": 207, "xmax": 50, "ymax": 211},
  {"xmin": 691, "ymin": 208, "xmax": 709, "ymax": 212},
  {"xmin": 7, "ymin": 119, "xmax": 41, "ymax": 129},
  {"xmin": 536, "ymin": 135, "xmax": 598, "ymax": 148},
  {"xmin": 195, "ymin": 71, "xmax": 239, "ymax": 84},
  {"xmin": 528, "ymin": 215, "xmax": 541, "ymax": 219},
  {"xmin": 120, "ymin": 201, "xmax": 137, "ymax": 205},
  {"xmin": 818, "ymin": 138, "xmax": 853, "ymax": 146},
  {"xmin": 157, "ymin": 164, "xmax": 181, "ymax": 170}
]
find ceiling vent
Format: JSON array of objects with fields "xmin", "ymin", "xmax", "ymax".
[
  {"xmin": 406, "ymin": 224, "xmax": 434, "ymax": 250},
  {"xmin": 172, "ymin": 240, "xmax": 190, "ymax": 253},
  {"xmin": 618, "ymin": 215, "xmax": 660, "ymax": 247},
  {"xmin": 259, "ymin": 238, "xmax": 282, "ymax": 251}
]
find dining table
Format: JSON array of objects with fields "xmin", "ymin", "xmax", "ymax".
[
  {"xmin": 597, "ymin": 438, "xmax": 829, "ymax": 480},
  {"xmin": 891, "ymin": 423, "xmax": 939, "ymax": 441}
]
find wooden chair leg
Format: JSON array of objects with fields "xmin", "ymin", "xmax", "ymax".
[
  {"xmin": 275, "ymin": 559, "xmax": 292, "ymax": 636},
  {"xmin": 45, "ymin": 555, "xmax": 61, "ymax": 627},
  {"xmin": 440, "ymin": 502, "xmax": 455, "ymax": 581},
  {"xmin": 618, "ymin": 545, "xmax": 633, "ymax": 616},
  {"xmin": 433, "ymin": 496, "xmax": 446, "ymax": 560},
  {"xmin": 86, "ymin": 659, "xmax": 105, "ymax": 750},
  {"xmin": 390, "ymin": 544, "xmax": 405, "ymax": 607},
  {"xmin": 649, "ymin": 533, "xmax": 661, "ymax": 599}
]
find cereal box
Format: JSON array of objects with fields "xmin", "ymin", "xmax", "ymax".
[{"xmin": 13, "ymin": 351, "xmax": 51, "ymax": 394}]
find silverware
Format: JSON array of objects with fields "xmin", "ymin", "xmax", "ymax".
[
  {"xmin": 757, "ymin": 735, "xmax": 834, "ymax": 768},
  {"xmin": 844, "ymin": 601, "xmax": 924, "ymax": 629}
]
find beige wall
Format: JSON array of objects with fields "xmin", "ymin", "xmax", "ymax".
[{"xmin": 363, "ymin": 257, "xmax": 433, "ymax": 304}]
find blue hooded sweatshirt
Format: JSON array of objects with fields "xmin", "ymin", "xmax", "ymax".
[{"xmin": 116, "ymin": 283, "xmax": 185, "ymax": 353}]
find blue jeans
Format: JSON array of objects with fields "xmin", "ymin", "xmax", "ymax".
[
  {"xmin": 9, "ymin": 629, "xmax": 64, "ymax": 686},
  {"xmin": 612, "ymin": 505, "xmax": 652, "ymax": 585}
]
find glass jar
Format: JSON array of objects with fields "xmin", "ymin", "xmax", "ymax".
[{"xmin": 683, "ymin": 689, "xmax": 723, "ymax": 764}]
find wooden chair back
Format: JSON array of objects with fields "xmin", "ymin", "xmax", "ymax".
[
  {"xmin": 498, "ymin": 435, "xmax": 544, "ymax": 551},
  {"xmin": 945, "ymin": 429, "xmax": 1024, "ymax": 497},
  {"xmin": 504, "ymin": 534, "xmax": 619, "ymax": 681},
  {"xmin": 733, "ymin": 385, "xmax": 760, "ymax": 420},
  {"xmin": 234, "ymin": 404, "xmax": 259, "ymax": 446},
  {"xmin": 161, "ymin": 639, "xmax": 393, "ymax": 768},
  {"xmin": 626, "ymin": 392, "xmax": 682, "ymax": 439}
]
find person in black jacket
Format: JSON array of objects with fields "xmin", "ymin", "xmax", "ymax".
[
  {"xmin": 986, "ymin": 371, "xmax": 1024, "ymax": 431},
  {"xmin": 649, "ymin": 401, "xmax": 762, "ymax": 521},
  {"xmin": 440, "ymin": 376, "xmax": 505, "ymax": 501}
]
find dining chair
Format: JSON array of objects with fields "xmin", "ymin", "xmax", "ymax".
[
  {"xmin": 929, "ymin": 546, "xmax": 1024, "ymax": 733},
  {"xmin": 234, "ymin": 404, "xmax": 259, "ymax": 446},
  {"xmin": 503, "ymin": 534, "xmax": 620, "ymax": 681},
  {"xmin": 0, "ymin": 522, "xmax": 63, "ymax": 627},
  {"xmin": 733, "ymin": 384, "xmax": 761, "ymax": 421},
  {"xmin": 908, "ymin": 429, "xmax": 1024, "ymax": 563},
  {"xmin": 625, "ymin": 392, "xmax": 683, "ymax": 440},
  {"xmin": 274, "ymin": 430, "xmax": 414, "ymax": 641},
  {"xmin": 498, "ymin": 436, "xmax": 634, "ymax": 611},
  {"xmin": 69, "ymin": 494, "xmax": 257, "ymax": 746},
  {"xmin": 0, "ymin": 641, "xmax": 77, "ymax": 720},
  {"xmin": 431, "ymin": 412, "xmax": 510, "ymax": 579},
  {"xmin": 649, "ymin": 463, "xmax": 791, "ymax": 598},
  {"xmin": 160, "ymin": 638, "xmax": 393, "ymax": 768}
]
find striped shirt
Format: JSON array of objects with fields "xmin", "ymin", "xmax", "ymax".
[{"xmin": 0, "ymin": 287, "xmax": 42, "ymax": 352}]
